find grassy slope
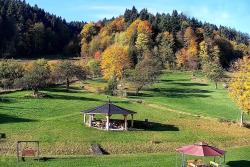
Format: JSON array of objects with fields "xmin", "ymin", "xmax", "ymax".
[
  {"xmin": 0, "ymin": 71, "xmax": 250, "ymax": 166},
  {"xmin": 134, "ymin": 71, "xmax": 249, "ymax": 121},
  {"xmin": 1, "ymin": 146, "xmax": 250, "ymax": 167}
]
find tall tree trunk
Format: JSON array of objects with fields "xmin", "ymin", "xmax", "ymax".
[
  {"xmin": 135, "ymin": 85, "xmax": 144, "ymax": 96},
  {"xmin": 66, "ymin": 78, "xmax": 69, "ymax": 90},
  {"xmin": 135, "ymin": 88, "xmax": 140, "ymax": 96},
  {"xmin": 32, "ymin": 89, "xmax": 38, "ymax": 97},
  {"xmin": 240, "ymin": 112, "xmax": 244, "ymax": 127}
]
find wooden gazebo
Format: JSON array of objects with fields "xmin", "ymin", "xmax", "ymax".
[{"xmin": 81, "ymin": 101, "xmax": 136, "ymax": 131}]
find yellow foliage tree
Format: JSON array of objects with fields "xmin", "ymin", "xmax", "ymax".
[
  {"xmin": 229, "ymin": 56, "xmax": 250, "ymax": 127},
  {"xmin": 80, "ymin": 23, "xmax": 96, "ymax": 42},
  {"xmin": 101, "ymin": 44, "xmax": 131, "ymax": 80},
  {"xmin": 125, "ymin": 19, "xmax": 141, "ymax": 41},
  {"xmin": 135, "ymin": 20, "xmax": 152, "ymax": 53},
  {"xmin": 137, "ymin": 20, "xmax": 152, "ymax": 34},
  {"xmin": 109, "ymin": 17, "xmax": 125, "ymax": 32},
  {"xmin": 80, "ymin": 23, "xmax": 99, "ymax": 57},
  {"xmin": 187, "ymin": 39, "xmax": 198, "ymax": 58},
  {"xmin": 177, "ymin": 27, "xmax": 199, "ymax": 70},
  {"xmin": 125, "ymin": 19, "xmax": 152, "ymax": 44},
  {"xmin": 176, "ymin": 48, "xmax": 189, "ymax": 68},
  {"xmin": 199, "ymin": 41, "xmax": 209, "ymax": 63},
  {"xmin": 135, "ymin": 33, "xmax": 151, "ymax": 53}
]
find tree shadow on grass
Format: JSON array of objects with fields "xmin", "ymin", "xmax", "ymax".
[
  {"xmin": 227, "ymin": 160, "xmax": 250, "ymax": 167},
  {"xmin": 127, "ymin": 92, "xmax": 152, "ymax": 97},
  {"xmin": 172, "ymin": 82, "xmax": 208, "ymax": 87},
  {"xmin": 34, "ymin": 157, "xmax": 56, "ymax": 162},
  {"xmin": 132, "ymin": 120, "xmax": 179, "ymax": 131},
  {"xmin": 160, "ymin": 79, "xmax": 190, "ymax": 83},
  {"xmin": 103, "ymin": 119, "xmax": 179, "ymax": 131},
  {"xmin": 44, "ymin": 86, "xmax": 83, "ymax": 93},
  {"xmin": 0, "ymin": 114, "xmax": 36, "ymax": 124},
  {"xmin": 26, "ymin": 93, "xmax": 102, "ymax": 102},
  {"xmin": 149, "ymin": 88, "xmax": 213, "ymax": 97},
  {"xmin": 0, "ymin": 98, "xmax": 16, "ymax": 103},
  {"xmin": 145, "ymin": 88, "xmax": 212, "ymax": 98}
]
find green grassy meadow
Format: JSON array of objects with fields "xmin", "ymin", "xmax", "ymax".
[
  {"xmin": 0, "ymin": 71, "xmax": 250, "ymax": 166},
  {"xmin": 1, "ymin": 146, "xmax": 250, "ymax": 167}
]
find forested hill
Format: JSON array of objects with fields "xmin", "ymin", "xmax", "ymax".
[
  {"xmin": 1, "ymin": 0, "xmax": 250, "ymax": 66},
  {"xmin": 0, "ymin": 0, "xmax": 84, "ymax": 59},
  {"xmin": 81, "ymin": 7, "xmax": 250, "ymax": 68}
]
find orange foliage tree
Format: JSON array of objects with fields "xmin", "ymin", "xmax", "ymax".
[
  {"xmin": 176, "ymin": 48, "xmax": 189, "ymax": 68},
  {"xmin": 101, "ymin": 44, "xmax": 131, "ymax": 80}
]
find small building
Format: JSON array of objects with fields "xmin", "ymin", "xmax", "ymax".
[{"xmin": 81, "ymin": 101, "xmax": 136, "ymax": 131}]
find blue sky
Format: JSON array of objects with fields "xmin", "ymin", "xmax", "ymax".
[{"xmin": 26, "ymin": 0, "xmax": 250, "ymax": 34}]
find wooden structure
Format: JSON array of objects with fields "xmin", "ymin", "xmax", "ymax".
[
  {"xmin": 81, "ymin": 100, "xmax": 136, "ymax": 131},
  {"xmin": 17, "ymin": 141, "xmax": 40, "ymax": 162},
  {"xmin": 176, "ymin": 142, "xmax": 226, "ymax": 167},
  {"xmin": 90, "ymin": 144, "xmax": 104, "ymax": 155}
]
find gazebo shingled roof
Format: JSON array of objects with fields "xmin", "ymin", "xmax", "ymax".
[{"xmin": 81, "ymin": 102, "xmax": 136, "ymax": 115}]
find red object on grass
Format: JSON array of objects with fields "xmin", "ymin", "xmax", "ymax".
[
  {"xmin": 22, "ymin": 149, "xmax": 36, "ymax": 156},
  {"xmin": 176, "ymin": 142, "xmax": 225, "ymax": 157}
]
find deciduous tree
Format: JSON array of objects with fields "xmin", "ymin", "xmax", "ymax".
[
  {"xmin": 101, "ymin": 44, "xmax": 131, "ymax": 80},
  {"xmin": 126, "ymin": 52, "xmax": 162, "ymax": 95},
  {"xmin": 80, "ymin": 23, "xmax": 99, "ymax": 57},
  {"xmin": 229, "ymin": 56, "xmax": 250, "ymax": 127},
  {"xmin": 0, "ymin": 60, "xmax": 24, "ymax": 89},
  {"xmin": 156, "ymin": 32, "xmax": 175, "ymax": 68},
  {"xmin": 53, "ymin": 61, "xmax": 86, "ymax": 90},
  {"xmin": 135, "ymin": 20, "xmax": 152, "ymax": 54},
  {"xmin": 21, "ymin": 59, "xmax": 51, "ymax": 96},
  {"xmin": 87, "ymin": 59, "xmax": 101, "ymax": 78},
  {"xmin": 202, "ymin": 61, "xmax": 224, "ymax": 89}
]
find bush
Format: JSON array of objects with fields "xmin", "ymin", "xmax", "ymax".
[
  {"xmin": 21, "ymin": 59, "xmax": 51, "ymax": 96},
  {"xmin": 104, "ymin": 77, "xmax": 118, "ymax": 95},
  {"xmin": 87, "ymin": 59, "xmax": 101, "ymax": 78},
  {"xmin": 0, "ymin": 60, "xmax": 24, "ymax": 89}
]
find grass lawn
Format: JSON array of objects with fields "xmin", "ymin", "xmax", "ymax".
[
  {"xmin": 0, "ymin": 71, "xmax": 249, "ymax": 166},
  {"xmin": 134, "ymin": 71, "xmax": 250, "ymax": 121},
  {"xmin": 0, "ymin": 146, "xmax": 250, "ymax": 167}
]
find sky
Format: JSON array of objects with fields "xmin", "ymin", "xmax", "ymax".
[{"xmin": 26, "ymin": 0, "xmax": 250, "ymax": 34}]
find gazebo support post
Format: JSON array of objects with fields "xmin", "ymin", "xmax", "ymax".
[
  {"xmin": 124, "ymin": 115, "xmax": 128, "ymax": 130},
  {"xmin": 106, "ymin": 115, "xmax": 110, "ymax": 131},
  {"xmin": 83, "ymin": 113, "xmax": 86, "ymax": 125},
  {"xmin": 181, "ymin": 153, "xmax": 185, "ymax": 167},
  {"xmin": 175, "ymin": 152, "xmax": 178, "ymax": 167},
  {"xmin": 131, "ymin": 114, "xmax": 134, "ymax": 128},
  {"xmin": 17, "ymin": 142, "xmax": 19, "ymax": 162},
  {"xmin": 88, "ymin": 115, "xmax": 92, "ymax": 127},
  {"xmin": 91, "ymin": 114, "xmax": 94, "ymax": 122},
  {"xmin": 37, "ymin": 141, "xmax": 40, "ymax": 162}
]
